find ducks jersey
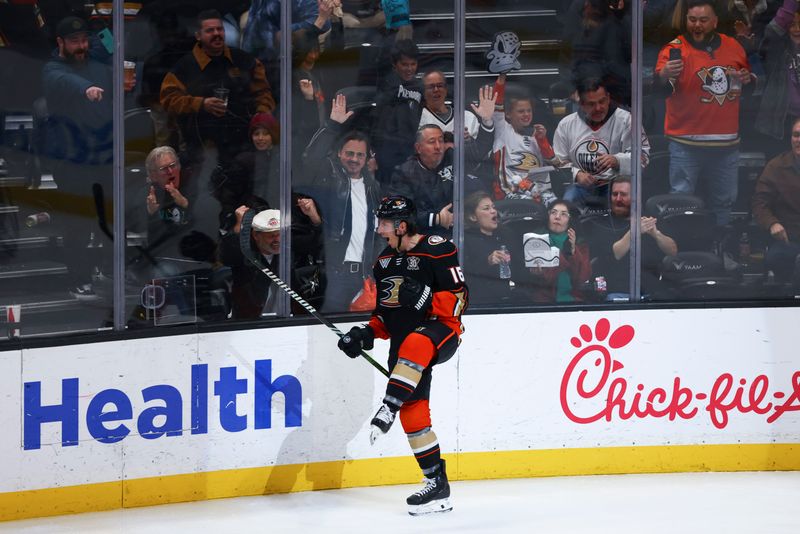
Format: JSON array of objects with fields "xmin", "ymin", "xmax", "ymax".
[
  {"xmin": 368, "ymin": 235, "xmax": 469, "ymax": 353},
  {"xmin": 655, "ymin": 34, "xmax": 748, "ymax": 145},
  {"xmin": 491, "ymin": 80, "xmax": 555, "ymax": 203}
]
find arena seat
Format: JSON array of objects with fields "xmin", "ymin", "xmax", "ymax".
[
  {"xmin": 645, "ymin": 193, "xmax": 716, "ymax": 252},
  {"xmin": 655, "ymin": 251, "xmax": 742, "ymax": 300}
]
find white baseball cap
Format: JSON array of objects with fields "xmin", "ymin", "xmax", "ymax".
[{"xmin": 251, "ymin": 209, "xmax": 281, "ymax": 232}]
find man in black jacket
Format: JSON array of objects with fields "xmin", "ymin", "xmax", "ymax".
[
  {"xmin": 301, "ymin": 94, "xmax": 383, "ymax": 312},
  {"xmin": 372, "ymin": 39, "xmax": 422, "ymax": 184},
  {"xmin": 387, "ymin": 85, "xmax": 496, "ymax": 235}
]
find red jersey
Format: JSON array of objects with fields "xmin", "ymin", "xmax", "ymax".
[{"xmin": 656, "ymin": 34, "xmax": 749, "ymax": 146}]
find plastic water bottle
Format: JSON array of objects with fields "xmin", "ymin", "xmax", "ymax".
[{"xmin": 499, "ymin": 245, "xmax": 511, "ymax": 279}]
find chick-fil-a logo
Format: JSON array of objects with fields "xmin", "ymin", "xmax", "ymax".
[{"xmin": 560, "ymin": 319, "xmax": 800, "ymax": 429}]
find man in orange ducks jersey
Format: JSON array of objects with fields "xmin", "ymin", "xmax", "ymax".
[
  {"xmin": 337, "ymin": 195, "xmax": 468, "ymax": 516},
  {"xmin": 655, "ymin": 0, "xmax": 752, "ymax": 225}
]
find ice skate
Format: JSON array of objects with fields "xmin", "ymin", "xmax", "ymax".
[
  {"xmin": 407, "ymin": 460, "xmax": 452, "ymax": 516},
  {"xmin": 369, "ymin": 403, "xmax": 396, "ymax": 444}
]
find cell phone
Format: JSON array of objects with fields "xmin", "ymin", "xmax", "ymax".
[
  {"xmin": 98, "ymin": 27, "xmax": 114, "ymax": 55},
  {"xmin": 669, "ymin": 48, "xmax": 681, "ymax": 61}
]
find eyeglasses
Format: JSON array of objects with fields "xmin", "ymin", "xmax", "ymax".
[
  {"xmin": 343, "ymin": 150, "xmax": 367, "ymax": 159},
  {"xmin": 425, "ymin": 83, "xmax": 446, "ymax": 91},
  {"xmin": 549, "ymin": 209, "xmax": 570, "ymax": 218},
  {"xmin": 158, "ymin": 161, "xmax": 179, "ymax": 173}
]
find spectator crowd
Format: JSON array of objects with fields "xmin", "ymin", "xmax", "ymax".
[{"xmin": 5, "ymin": 0, "xmax": 800, "ymax": 325}]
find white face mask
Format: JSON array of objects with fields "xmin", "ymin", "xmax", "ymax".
[{"xmin": 485, "ymin": 31, "xmax": 522, "ymax": 74}]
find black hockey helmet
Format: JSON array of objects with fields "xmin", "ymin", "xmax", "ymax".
[
  {"xmin": 376, "ymin": 195, "xmax": 416, "ymax": 220},
  {"xmin": 376, "ymin": 195, "xmax": 417, "ymax": 233}
]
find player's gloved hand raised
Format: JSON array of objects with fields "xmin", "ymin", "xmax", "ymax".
[
  {"xmin": 337, "ymin": 325, "xmax": 375, "ymax": 358},
  {"xmin": 398, "ymin": 276, "xmax": 433, "ymax": 312}
]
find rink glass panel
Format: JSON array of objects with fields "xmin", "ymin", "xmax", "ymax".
[
  {"xmin": 461, "ymin": 1, "xmax": 635, "ymax": 309},
  {"xmin": 1, "ymin": 1, "xmax": 118, "ymax": 337},
  {"xmin": 289, "ymin": 0, "xmax": 457, "ymax": 315},
  {"xmin": 641, "ymin": 0, "xmax": 785, "ymax": 303},
  {"xmin": 121, "ymin": 1, "xmax": 281, "ymax": 328},
  {"xmin": 1, "ymin": 0, "xmax": 797, "ymax": 344}
]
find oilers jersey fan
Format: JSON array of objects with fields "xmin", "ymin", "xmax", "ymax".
[{"xmin": 337, "ymin": 195, "xmax": 468, "ymax": 516}]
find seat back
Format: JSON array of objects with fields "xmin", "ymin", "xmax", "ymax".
[
  {"xmin": 660, "ymin": 251, "xmax": 725, "ymax": 281},
  {"xmin": 124, "ymin": 107, "xmax": 156, "ymax": 165},
  {"xmin": 495, "ymin": 198, "xmax": 547, "ymax": 223},
  {"xmin": 645, "ymin": 193, "xmax": 706, "ymax": 216},
  {"xmin": 496, "ymin": 199, "xmax": 548, "ymax": 250},
  {"xmin": 645, "ymin": 193, "xmax": 715, "ymax": 251},
  {"xmin": 656, "ymin": 251, "xmax": 741, "ymax": 300}
]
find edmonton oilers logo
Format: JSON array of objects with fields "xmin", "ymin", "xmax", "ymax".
[{"xmin": 576, "ymin": 139, "xmax": 610, "ymax": 174}]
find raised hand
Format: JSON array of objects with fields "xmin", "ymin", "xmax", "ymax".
[
  {"xmin": 470, "ymin": 84, "xmax": 497, "ymax": 126},
  {"xmin": 297, "ymin": 196, "xmax": 322, "ymax": 225},
  {"xmin": 233, "ymin": 205, "xmax": 249, "ymax": 234},
  {"xmin": 330, "ymin": 93, "xmax": 354, "ymax": 124},
  {"xmin": 299, "ymin": 79, "xmax": 314, "ymax": 100}
]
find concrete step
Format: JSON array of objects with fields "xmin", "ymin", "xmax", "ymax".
[
  {"xmin": 0, "ymin": 235, "xmax": 63, "ymax": 250},
  {"xmin": 0, "ymin": 260, "xmax": 68, "ymax": 280}
]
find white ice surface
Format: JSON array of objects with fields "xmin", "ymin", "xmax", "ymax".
[{"xmin": 2, "ymin": 471, "xmax": 799, "ymax": 533}]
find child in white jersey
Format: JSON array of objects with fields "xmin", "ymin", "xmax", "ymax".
[{"xmin": 491, "ymin": 73, "xmax": 557, "ymax": 205}]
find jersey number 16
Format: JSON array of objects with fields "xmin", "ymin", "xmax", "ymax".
[{"xmin": 448, "ymin": 266, "xmax": 465, "ymax": 283}]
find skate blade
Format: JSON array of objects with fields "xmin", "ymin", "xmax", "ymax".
[
  {"xmin": 408, "ymin": 498, "xmax": 453, "ymax": 516},
  {"xmin": 369, "ymin": 425, "xmax": 384, "ymax": 445}
]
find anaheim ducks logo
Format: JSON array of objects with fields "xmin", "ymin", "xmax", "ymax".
[
  {"xmin": 379, "ymin": 276, "xmax": 404, "ymax": 308},
  {"xmin": 510, "ymin": 151, "xmax": 542, "ymax": 174},
  {"xmin": 575, "ymin": 139, "xmax": 610, "ymax": 175},
  {"xmin": 438, "ymin": 165, "xmax": 454, "ymax": 182},
  {"xmin": 697, "ymin": 66, "xmax": 735, "ymax": 105}
]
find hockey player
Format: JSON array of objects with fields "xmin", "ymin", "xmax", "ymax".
[
  {"xmin": 492, "ymin": 73, "xmax": 557, "ymax": 205},
  {"xmin": 337, "ymin": 195, "xmax": 468, "ymax": 516}
]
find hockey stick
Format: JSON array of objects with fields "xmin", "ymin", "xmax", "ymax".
[{"xmin": 239, "ymin": 210, "xmax": 389, "ymax": 378}]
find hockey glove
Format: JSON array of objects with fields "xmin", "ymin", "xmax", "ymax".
[
  {"xmin": 398, "ymin": 276, "xmax": 433, "ymax": 312},
  {"xmin": 337, "ymin": 325, "xmax": 375, "ymax": 358}
]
